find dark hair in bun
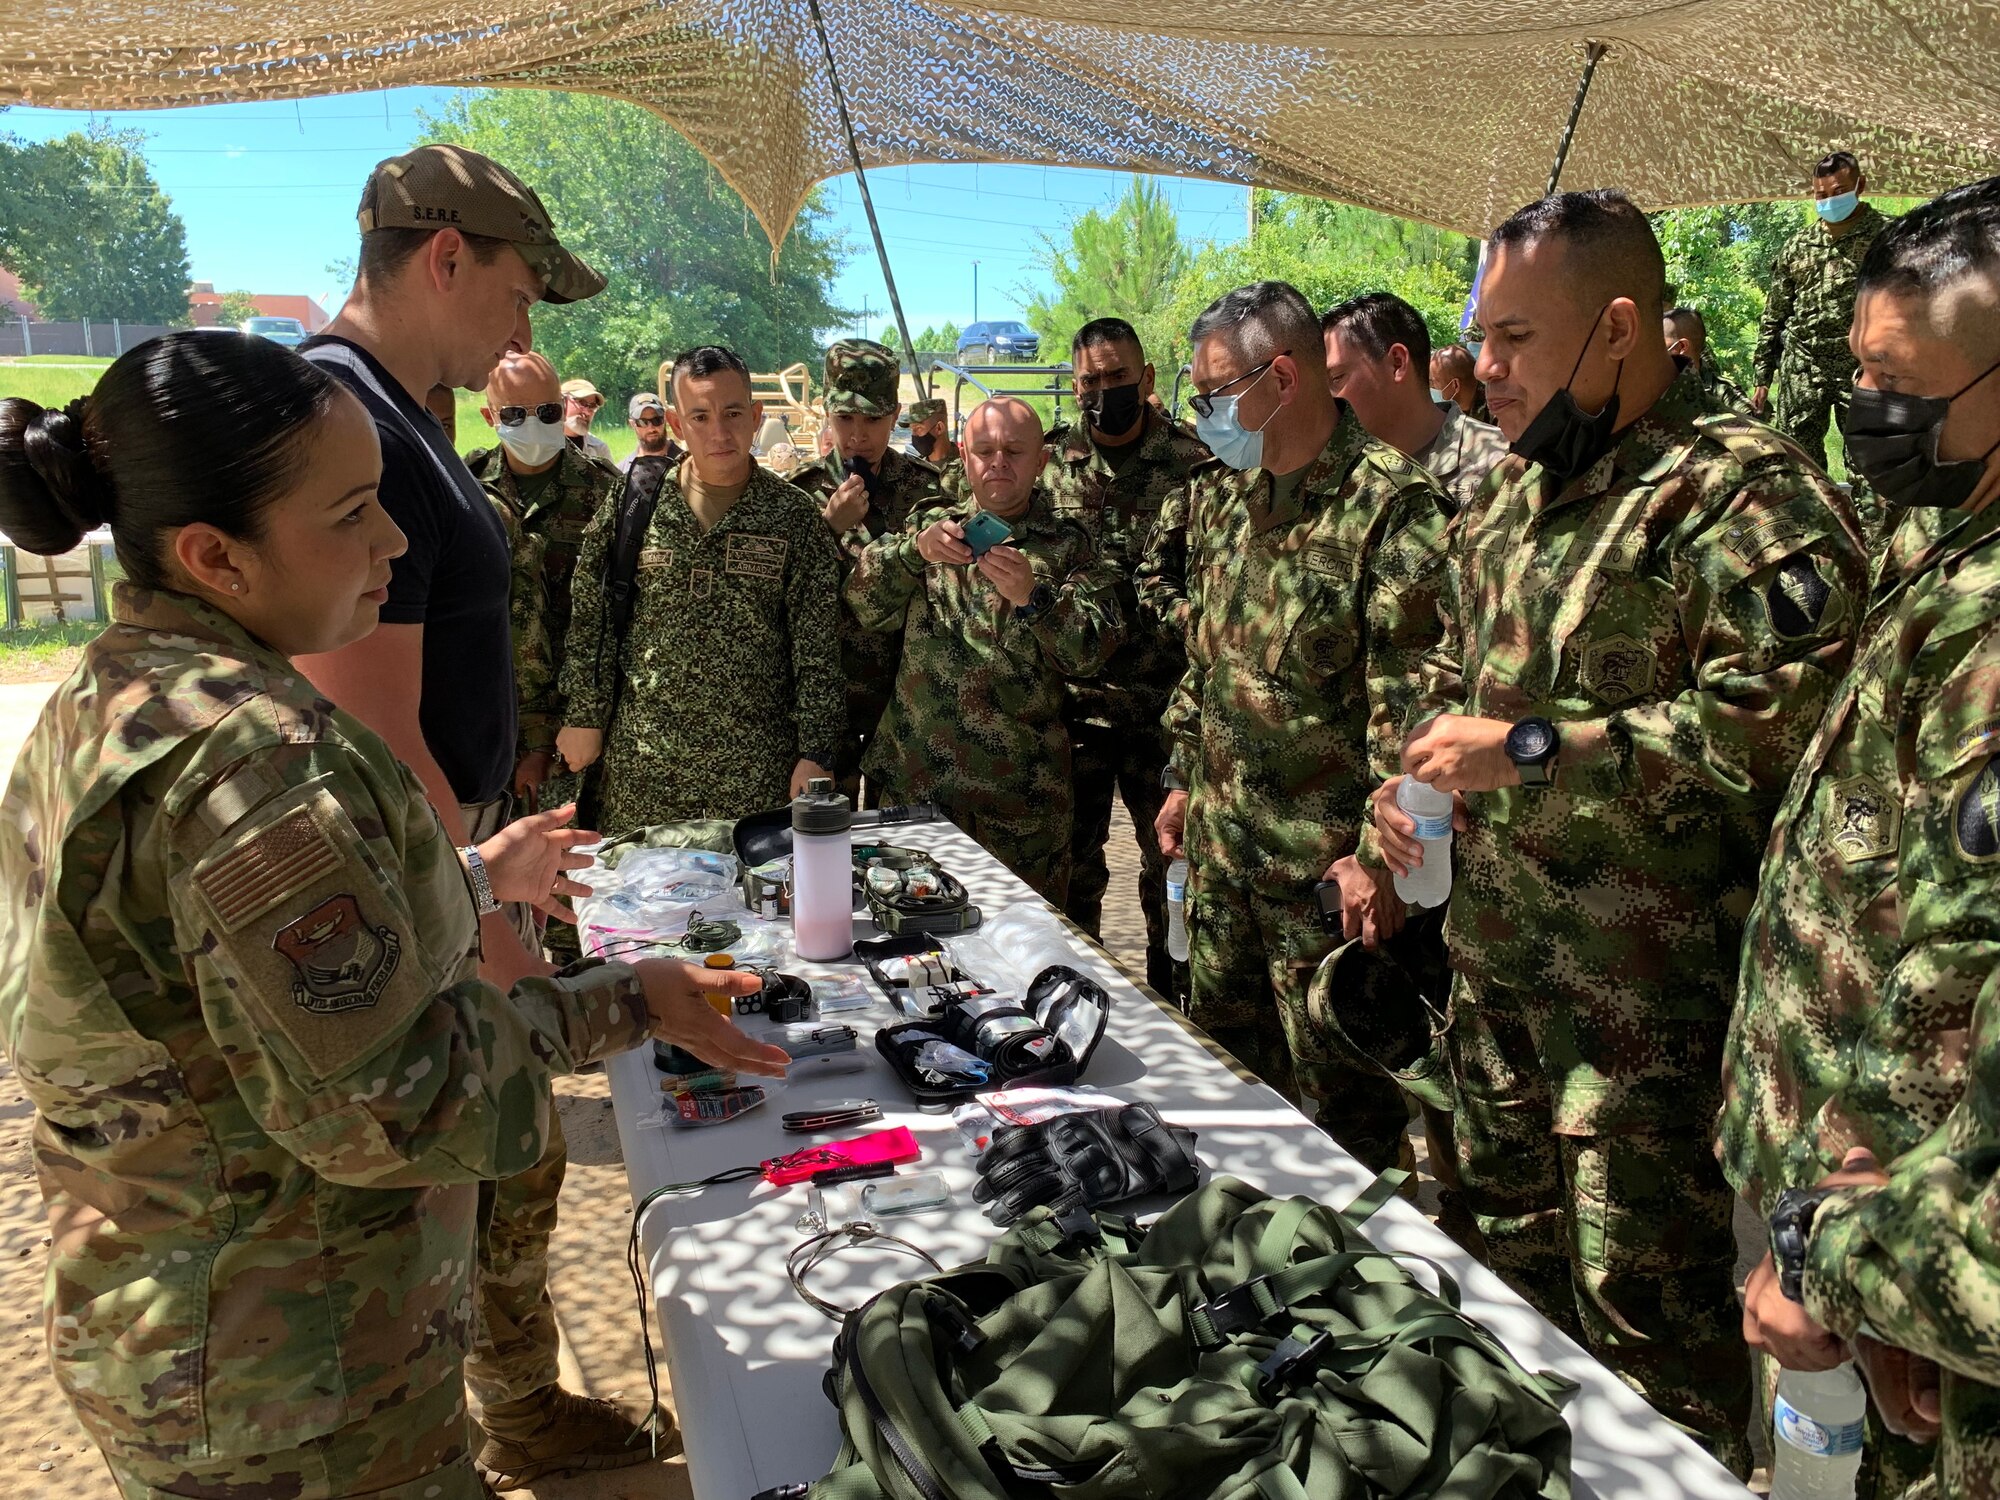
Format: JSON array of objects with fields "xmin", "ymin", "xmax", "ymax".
[{"xmin": 0, "ymin": 330, "xmax": 343, "ymax": 590}]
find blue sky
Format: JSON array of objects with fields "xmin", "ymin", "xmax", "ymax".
[{"xmin": 1, "ymin": 89, "xmax": 1252, "ymax": 336}]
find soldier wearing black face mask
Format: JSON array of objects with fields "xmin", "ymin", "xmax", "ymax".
[{"xmin": 1043, "ymin": 318, "xmax": 1212, "ymax": 996}]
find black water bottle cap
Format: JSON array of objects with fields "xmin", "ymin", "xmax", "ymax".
[{"xmin": 792, "ymin": 777, "xmax": 852, "ymax": 835}]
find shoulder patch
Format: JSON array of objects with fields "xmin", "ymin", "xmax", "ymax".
[
  {"xmin": 1826, "ymin": 773, "xmax": 1899, "ymax": 864},
  {"xmin": 1957, "ymin": 759, "xmax": 2000, "ymax": 863},
  {"xmin": 1766, "ymin": 555, "xmax": 1834, "ymax": 638},
  {"xmin": 1721, "ymin": 511, "xmax": 1815, "ymax": 572},
  {"xmin": 1695, "ymin": 412, "xmax": 1800, "ymax": 472},
  {"xmin": 197, "ymin": 804, "xmax": 342, "ymax": 933}
]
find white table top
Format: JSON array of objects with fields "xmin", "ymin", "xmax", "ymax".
[{"xmin": 602, "ymin": 820, "xmax": 1750, "ymax": 1500}]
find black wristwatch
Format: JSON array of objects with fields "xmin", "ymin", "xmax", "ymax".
[
  {"xmin": 1770, "ymin": 1186, "xmax": 1833, "ymax": 1304},
  {"xmin": 1505, "ymin": 716, "xmax": 1560, "ymax": 788},
  {"xmin": 1015, "ymin": 583, "xmax": 1058, "ymax": 621}
]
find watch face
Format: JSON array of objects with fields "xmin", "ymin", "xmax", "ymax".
[{"xmin": 1510, "ymin": 719, "xmax": 1556, "ymax": 761}]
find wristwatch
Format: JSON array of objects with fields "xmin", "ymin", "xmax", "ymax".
[
  {"xmin": 1161, "ymin": 766, "xmax": 1188, "ymax": 792},
  {"xmin": 1770, "ymin": 1186, "xmax": 1833, "ymax": 1304},
  {"xmin": 1014, "ymin": 582, "xmax": 1058, "ymax": 621},
  {"xmin": 460, "ymin": 846, "xmax": 501, "ymax": 915},
  {"xmin": 798, "ymin": 748, "xmax": 839, "ymax": 773},
  {"xmin": 1505, "ymin": 716, "xmax": 1560, "ymax": 787}
]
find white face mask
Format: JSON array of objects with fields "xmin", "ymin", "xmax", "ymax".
[{"xmin": 498, "ymin": 414, "xmax": 566, "ymax": 467}]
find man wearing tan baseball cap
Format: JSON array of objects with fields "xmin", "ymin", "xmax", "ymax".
[
  {"xmin": 559, "ymin": 376, "xmax": 613, "ymax": 462},
  {"xmin": 297, "ymin": 146, "xmax": 660, "ymax": 1487}
]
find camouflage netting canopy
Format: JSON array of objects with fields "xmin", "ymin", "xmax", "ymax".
[{"xmin": 6, "ymin": 0, "xmax": 2000, "ymax": 246}]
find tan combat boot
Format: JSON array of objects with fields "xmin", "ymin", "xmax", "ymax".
[{"xmin": 475, "ymin": 1386, "xmax": 680, "ymax": 1490}]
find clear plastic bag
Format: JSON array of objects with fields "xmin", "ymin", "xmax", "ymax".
[
  {"xmin": 947, "ymin": 906, "xmax": 1083, "ymax": 992},
  {"xmin": 575, "ymin": 847, "xmax": 742, "ymax": 940}
]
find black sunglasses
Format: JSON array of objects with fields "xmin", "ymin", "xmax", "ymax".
[
  {"xmin": 633, "ymin": 413, "xmax": 666, "ymax": 427},
  {"xmin": 498, "ymin": 402, "xmax": 563, "ymax": 425},
  {"xmin": 1189, "ymin": 352, "xmax": 1286, "ymax": 419}
]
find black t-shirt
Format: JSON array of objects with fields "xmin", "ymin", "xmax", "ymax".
[{"xmin": 301, "ymin": 335, "xmax": 516, "ymax": 805}]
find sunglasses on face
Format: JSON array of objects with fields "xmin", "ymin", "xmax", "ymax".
[
  {"xmin": 567, "ymin": 395, "xmax": 604, "ymax": 411},
  {"xmin": 499, "ymin": 402, "xmax": 564, "ymax": 425},
  {"xmin": 633, "ymin": 414, "xmax": 665, "ymax": 427}
]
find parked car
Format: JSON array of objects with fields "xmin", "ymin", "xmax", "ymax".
[
  {"xmin": 957, "ymin": 321, "xmax": 1041, "ymax": 363},
  {"xmin": 241, "ymin": 315, "xmax": 308, "ymax": 348}
]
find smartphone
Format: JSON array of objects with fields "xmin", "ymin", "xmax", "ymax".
[{"xmin": 961, "ymin": 510, "xmax": 1013, "ymax": 558}]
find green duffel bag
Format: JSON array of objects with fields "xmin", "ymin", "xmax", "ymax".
[{"xmin": 764, "ymin": 1175, "xmax": 1573, "ymax": 1500}]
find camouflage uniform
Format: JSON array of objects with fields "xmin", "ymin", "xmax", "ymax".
[
  {"xmin": 1754, "ymin": 202, "xmax": 1892, "ymax": 472},
  {"xmin": 1414, "ymin": 367, "xmax": 1867, "ymax": 1471},
  {"xmin": 0, "ymin": 585, "xmax": 651, "ymax": 1496},
  {"xmin": 906, "ymin": 397, "xmax": 959, "ymax": 469},
  {"xmin": 790, "ymin": 341, "xmax": 949, "ymax": 797},
  {"xmin": 1142, "ymin": 406, "xmax": 1451, "ymax": 1173},
  {"xmin": 467, "ymin": 442, "xmax": 622, "ymax": 815},
  {"xmin": 1694, "ymin": 348, "xmax": 1750, "ymax": 415},
  {"xmin": 561, "ymin": 463, "xmax": 846, "ymax": 836},
  {"xmin": 1042, "ymin": 408, "xmax": 1211, "ymax": 995},
  {"xmin": 1409, "ymin": 399, "xmax": 1511, "ymax": 517},
  {"xmin": 1719, "ymin": 496, "xmax": 2000, "ymax": 1499},
  {"xmin": 847, "ymin": 488, "xmax": 1123, "ymax": 902}
]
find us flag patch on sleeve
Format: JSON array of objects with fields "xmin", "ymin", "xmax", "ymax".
[{"xmin": 196, "ymin": 807, "xmax": 341, "ymax": 933}]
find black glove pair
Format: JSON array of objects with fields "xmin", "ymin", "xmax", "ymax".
[{"xmin": 972, "ymin": 1102, "xmax": 1200, "ymax": 1225}]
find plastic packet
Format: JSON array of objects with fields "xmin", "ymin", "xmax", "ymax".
[
  {"xmin": 979, "ymin": 906, "xmax": 1085, "ymax": 990},
  {"xmin": 913, "ymin": 1039, "xmax": 989, "ymax": 1086},
  {"xmin": 813, "ymin": 974, "xmax": 877, "ymax": 1015},
  {"xmin": 952, "ymin": 1085, "xmax": 1117, "ymax": 1154}
]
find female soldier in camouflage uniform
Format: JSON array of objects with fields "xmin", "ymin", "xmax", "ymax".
[{"xmin": 0, "ymin": 332, "xmax": 785, "ymax": 1499}]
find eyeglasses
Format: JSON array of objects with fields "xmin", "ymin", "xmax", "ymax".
[
  {"xmin": 567, "ymin": 394, "xmax": 604, "ymax": 411},
  {"xmin": 499, "ymin": 402, "xmax": 563, "ymax": 425},
  {"xmin": 1188, "ymin": 353, "xmax": 1287, "ymax": 418},
  {"xmin": 633, "ymin": 414, "xmax": 665, "ymax": 427}
]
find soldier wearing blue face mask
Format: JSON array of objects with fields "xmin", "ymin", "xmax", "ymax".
[{"xmin": 1753, "ymin": 151, "xmax": 1893, "ymax": 486}]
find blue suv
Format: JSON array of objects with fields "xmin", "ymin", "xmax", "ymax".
[{"xmin": 957, "ymin": 321, "xmax": 1041, "ymax": 363}]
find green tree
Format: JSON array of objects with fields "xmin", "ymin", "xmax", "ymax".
[
  {"xmin": 0, "ymin": 128, "xmax": 191, "ymax": 324},
  {"xmin": 1162, "ymin": 192, "xmax": 1476, "ymax": 376},
  {"xmin": 1024, "ymin": 177, "xmax": 1191, "ymax": 371},
  {"xmin": 417, "ymin": 91, "xmax": 850, "ymax": 405},
  {"xmin": 1650, "ymin": 202, "xmax": 1807, "ymax": 384},
  {"xmin": 215, "ymin": 290, "xmax": 261, "ymax": 326}
]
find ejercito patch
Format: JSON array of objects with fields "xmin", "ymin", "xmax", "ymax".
[
  {"xmin": 1766, "ymin": 556, "xmax": 1833, "ymax": 639},
  {"xmin": 1826, "ymin": 773, "xmax": 1898, "ymax": 864},
  {"xmin": 273, "ymin": 894, "xmax": 403, "ymax": 1015}
]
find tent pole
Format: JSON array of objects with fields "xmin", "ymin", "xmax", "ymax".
[
  {"xmin": 805, "ymin": 0, "xmax": 929, "ymax": 398},
  {"xmin": 1545, "ymin": 41, "xmax": 1609, "ymax": 196}
]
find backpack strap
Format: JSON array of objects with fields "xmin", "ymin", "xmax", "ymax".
[{"xmin": 1341, "ymin": 1168, "xmax": 1409, "ymax": 1227}]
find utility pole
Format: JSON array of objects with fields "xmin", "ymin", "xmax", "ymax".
[{"xmin": 856, "ymin": 296, "xmax": 875, "ymax": 340}]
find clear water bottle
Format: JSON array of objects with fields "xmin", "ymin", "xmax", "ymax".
[
  {"xmin": 1165, "ymin": 858, "xmax": 1190, "ymax": 962},
  {"xmin": 1393, "ymin": 779, "xmax": 1453, "ymax": 909},
  {"xmin": 1771, "ymin": 1364, "xmax": 1866, "ymax": 1500},
  {"xmin": 791, "ymin": 778, "xmax": 854, "ymax": 961}
]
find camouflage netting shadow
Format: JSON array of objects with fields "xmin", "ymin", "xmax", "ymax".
[{"xmin": 5, "ymin": 0, "xmax": 1999, "ymax": 245}]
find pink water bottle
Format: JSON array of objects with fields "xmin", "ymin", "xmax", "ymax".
[{"xmin": 790, "ymin": 778, "xmax": 854, "ymax": 961}]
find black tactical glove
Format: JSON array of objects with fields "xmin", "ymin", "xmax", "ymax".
[{"xmin": 972, "ymin": 1102, "xmax": 1200, "ymax": 1225}]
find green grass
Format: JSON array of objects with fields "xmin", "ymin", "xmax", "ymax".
[
  {"xmin": 0, "ymin": 619, "xmax": 102, "ymax": 682},
  {"xmin": 0, "ymin": 366, "xmax": 101, "ymax": 410},
  {"xmin": 0, "ymin": 354, "xmax": 114, "ymax": 366},
  {"xmin": 447, "ymin": 389, "xmax": 637, "ymax": 462}
]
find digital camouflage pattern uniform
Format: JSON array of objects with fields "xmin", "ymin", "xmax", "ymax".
[
  {"xmin": 1139, "ymin": 406, "xmax": 1451, "ymax": 1174},
  {"xmin": 0, "ymin": 586, "xmax": 651, "ymax": 1498},
  {"xmin": 1410, "ymin": 400, "xmax": 1511, "ymax": 518},
  {"xmin": 1413, "ymin": 368, "xmax": 1867, "ymax": 1472},
  {"xmin": 1694, "ymin": 348, "xmax": 1751, "ymax": 415},
  {"xmin": 1042, "ymin": 407, "xmax": 1211, "ymax": 995},
  {"xmin": 906, "ymin": 397, "xmax": 959, "ymax": 469},
  {"xmin": 561, "ymin": 463, "xmax": 846, "ymax": 836},
  {"xmin": 467, "ymin": 441, "xmax": 622, "ymax": 814},
  {"xmin": 1754, "ymin": 202, "xmax": 1891, "ymax": 474},
  {"xmin": 847, "ymin": 488, "xmax": 1123, "ymax": 902},
  {"xmin": 790, "ymin": 341, "xmax": 948, "ymax": 796},
  {"xmin": 1719, "ymin": 493, "xmax": 2000, "ymax": 1500}
]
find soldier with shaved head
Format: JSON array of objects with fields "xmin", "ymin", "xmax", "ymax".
[{"xmin": 846, "ymin": 395, "xmax": 1124, "ymax": 899}]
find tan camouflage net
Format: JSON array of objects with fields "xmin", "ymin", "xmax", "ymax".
[{"xmin": 5, "ymin": 0, "xmax": 1999, "ymax": 246}]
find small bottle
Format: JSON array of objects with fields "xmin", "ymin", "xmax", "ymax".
[
  {"xmin": 1165, "ymin": 859, "xmax": 1190, "ymax": 962},
  {"xmin": 1770, "ymin": 1364, "xmax": 1866, "ymax": 1500},
  {"xmin": 1393, "ymin": 778, "xmax": 1454, "ymax": 909},
  {"xmin": 791, "ymin": 778, "xmax": 854, "ymax": 961}
]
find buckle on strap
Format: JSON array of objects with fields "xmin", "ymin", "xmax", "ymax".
[
  {"xmin": 1255, "ymin": 1332, "xmax": 1333, "ymax": 1396},
  {"xmin": 1192, "ymin": 1274, "xmax": 1283, "ymax": 1346}
]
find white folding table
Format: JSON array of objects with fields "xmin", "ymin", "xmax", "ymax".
[{"xmin": 600, "ymin": 820, "xmax": 1751, "ymax": 1500}]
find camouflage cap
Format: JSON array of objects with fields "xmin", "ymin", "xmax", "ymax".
[
  {"xmin": 357, "ymin": 145, "xmax": 606, "ymax": 305},
  {"xmin": 907, "ymin": 398, "xmax": 948, "ymax": 425},
  {"xmin": 824, "ymin": 339, "xmax": 901, "ymax": 417},
  {"xmin": 1305, "ymin": 938, "xmax": 1456, "ymax": 1113}
]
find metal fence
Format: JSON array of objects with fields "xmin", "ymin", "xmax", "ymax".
[{"xmin": 0, "ymin": 317, "xmax": 180, "ymax": 358}]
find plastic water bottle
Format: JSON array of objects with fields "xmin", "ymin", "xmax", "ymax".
[
  {"xmin": 790, "ymin": 778, "xmax": 854, "ymax": 961},
  {"xmin": 1165, "ymin": 859, "xmax": 1190, "ymax": 962},
  {"xmin": 1771, "ymin": 1364, "xmax": 1866, "ymax": 1500},
  {"xmin": 1393, "ymin": 779, "xmax": 1453, "ymax": 908}
]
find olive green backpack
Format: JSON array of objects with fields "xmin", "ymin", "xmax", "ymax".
[{"xmin": 762, "ymin": 1175, "xmax": 1574, "ymax": 1500}]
